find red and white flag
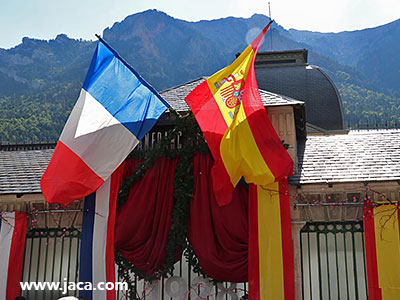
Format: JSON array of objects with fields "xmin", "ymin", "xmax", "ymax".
[{"xmin": 0, "ymin": 212, "xmax": 27, "ymax": 300}]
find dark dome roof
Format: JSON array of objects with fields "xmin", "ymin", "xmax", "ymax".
[{"xmin": 255, "ymin": 50, "xmax": 346, "ymax": 131}]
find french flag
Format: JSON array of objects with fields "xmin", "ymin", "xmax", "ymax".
[
  {"xmin": 0, "ymin": 212, "xmax": 27, "ymax": 300},
  {"xmin": 79, "ymin": 165, "xmax": 124, "ymax": 300},
  {"xmin": 41, "ymin": 37, "xmax": 170, "ymax": 206}
]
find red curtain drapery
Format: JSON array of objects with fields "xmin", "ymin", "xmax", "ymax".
[
  {"xmin": 188, "ymin": 153, "xmax": 248, "ymax": 282},
  {"xmin": 115, "ymin": 153, "xmax": 249, "ymax": 282},
  {"xmin": 114, "ymin": 157, "xmax": 180, "ymax": 275}
]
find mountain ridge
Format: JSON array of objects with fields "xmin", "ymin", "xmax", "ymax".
[
  {"xmin": 0, "ymin": 9, "xmax": 399, "ymax": 143},
  {"xmin": 288, "ymin": 18, "xmax": 400, "ymax": 96}
]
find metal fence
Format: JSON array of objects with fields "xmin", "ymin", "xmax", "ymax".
[
  {"xmin": 116, "ymin": 259, "xmax": 248, "ymax": 300},
  {"xmin": 22, "ymin": 222, "xmax": 369, "ymax": 299},
  {"xmin": 300, "ymin": 221, "xmax": 368, "ymax": 300},
  {"xmin": 21, "ymin": 227, "xmax": 247, "ymax": 300},
  {"xmin": 21, "ymin": 227, "xmax": 81, "ymax": 299}
]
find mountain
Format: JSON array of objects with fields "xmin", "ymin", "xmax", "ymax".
[
  {"xmin": 102, "ymin": 10, "xmax": 229, "ymax": 90},
  {"xmin": 288, "ymin": 19, "xmax": 400, "ymax": 96},
  {"xmin": 0, "ymin": 34, "xmax": 94, "ymax": 95},
  {"xmin": 0, "ymin": 9, "xmax": 399, "ymax": 143}
]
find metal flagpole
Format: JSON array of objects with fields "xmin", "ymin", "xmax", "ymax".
[{"xmin": 268, "ymin": 2, "xmax": 273, "ymax": 50}]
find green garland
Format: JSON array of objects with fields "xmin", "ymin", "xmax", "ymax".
[
  {"xmin": 115, "ymin": 110, "xmax": 290, "ymax": 291},
  {"xmin": 115, "ymin": 252, "xmax": 138, "ymax": 300},
  {"xmin": 116, "ymin": 109, "xmax": 208, "ymax": 286}
]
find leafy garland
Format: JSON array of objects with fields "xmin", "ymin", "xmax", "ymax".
[
  {"xmin": 115, "ymin": 109, "xmax": 289, "ymax": 297},
  {"xmin": 116, "ymin": 109, "xmax": 208, "ymax": 288}
]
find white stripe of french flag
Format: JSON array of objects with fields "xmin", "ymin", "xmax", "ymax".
[
  {"xmin": 79, "ymin": 164, "xmax": 124, "ymax": 300},
  {"xmin": 0, "ymin": 212, "xmax": 27, "ymax": 300}
]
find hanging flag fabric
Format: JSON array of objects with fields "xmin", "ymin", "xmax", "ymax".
[
  {"xmin": 79, "ymin": 164, "xmax": 124, "ymax": 300},
  {"xmin": 184, "ymin": 21, "xmax": 293, "ymax": 206},
  {"xmin": 364, "ymin": 203, "xmax": 400, "ymax": 299},
  {"xmin": 0, "ymin": 212, "xmax": 27, "ymax": 300},
  {"xmin": 248, "ymin": 181, "xmax": 295, "ymax": 300},
  {"xmin": 41, "ymin": 37, "xmax": 170, "ymax": 206}
]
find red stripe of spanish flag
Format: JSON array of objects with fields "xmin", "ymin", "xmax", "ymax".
[
  {"xmin": 249, "ymin": 181, "xmax": 295, "ymax": 300},
  {"xmin": 185, "ymin": 21, "xmax": 293, "ymax": 206},
  {"xmin": 364, "ymin": 203, "xmax": 400, "ymax": 299},
  {"xmin": 248, "ymin": 185, "xmax": 261, "ymax": 299}
]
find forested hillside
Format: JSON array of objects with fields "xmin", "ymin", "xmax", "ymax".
[{"xmin": 0, "ymin": 10, "xmax": 399, "ymax": 143}]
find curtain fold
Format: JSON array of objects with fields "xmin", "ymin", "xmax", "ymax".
[
  {"xmin": 115, "ymin": 157, "xmax": 179, "ymax": 275},
  {"xmin": 115, "ymin": 153, "xmax": 250, "ymax": 282},
  {"xmin": 188, "ymin": 153, "xmax": 248, "ymax": 282}
]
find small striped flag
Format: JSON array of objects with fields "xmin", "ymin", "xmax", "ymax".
[
  {"xmin": 0, "ymin": 212, "xmax": 27, "ymax": 300},
  {"xmin": 79, "ymin": 164, "xmax": 124, "ymax": 300},
  {"xmin": 248, "ymin": 181, "xmax": 295, "ymax": 299},
  {"xmin": 364, "ymin": 203, "xmax": 400, "ymax": 299}
]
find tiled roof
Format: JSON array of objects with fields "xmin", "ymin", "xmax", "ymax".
[
  {"xmin": 0, "ymin": 149, "xmax": 53, "ymax": 194},
  {"xmin": 2, "ymin": 130, "xmax": 400, "ymax": 194},
  {"xmin": 160, "ymin": 77, "xmax": 304, "ymax": 111},
  {"xmin": 160, "ymin": 78, "xmax": 206, "ymax": 111},
  {"xmin": 290, "ymin": 129, "xmax": 400, "ymax": 184}
]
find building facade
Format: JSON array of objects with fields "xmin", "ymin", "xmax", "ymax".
[{"xmin": 1, "ymin": 50, "xmax": 399, "ymax": 299}]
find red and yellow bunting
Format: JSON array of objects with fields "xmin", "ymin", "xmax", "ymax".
[
  {"xmin": 364, "ymin": 203, "xmax": 400, "ymax": 299},
  {"xmin": 249, "ymin": 181, "xmax": 295, "ymax": 299}
]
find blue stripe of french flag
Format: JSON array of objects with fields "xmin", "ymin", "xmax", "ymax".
[
  {"xmin": 0, "ymin": 212, "xmax": 27, "ymax": 300},
  {"xmin": 41, "ymin": 37, "xmax": 170, "ymax": 206}
]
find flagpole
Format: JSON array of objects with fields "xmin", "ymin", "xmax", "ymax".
[{"xmin": 268, "ymin": 2, "xmax": 273, "ymax": 50}]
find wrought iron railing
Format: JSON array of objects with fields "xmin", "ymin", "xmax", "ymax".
[
  {"xmin": 300, "ymin": 221, "xmax": 368, "ymax": 300},
  {"xmin": 21, "ymin": 227, "xmax": 81, "ymax": 299},
  {"xmin": 115, "ymin": 250, "xmax": 248, "ymax": 300},
  {"xmin": 21, "ymin": 227, "xmax": 247, "ymax": 299}
]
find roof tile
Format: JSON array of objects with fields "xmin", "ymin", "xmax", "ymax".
[{"xmin": 290, "ymin": 129, "xmax": 400, "ymax": 184}]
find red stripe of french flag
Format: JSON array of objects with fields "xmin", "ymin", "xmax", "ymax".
[
  {"xmin": 41, "ymin": 141, "xmax": 105, "ymax": 206},
  {"xmin": 0, "ymin": 212, "xmax": 27, "ymax": 300}
]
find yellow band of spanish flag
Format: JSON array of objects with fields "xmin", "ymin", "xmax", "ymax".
[
  {"xmin": 364, "ymin": 203, "xmax": 400, "ymax": 299},
  {"xmin": 249, "ymin": 181, "xmax": 295, "ymax": 299}
]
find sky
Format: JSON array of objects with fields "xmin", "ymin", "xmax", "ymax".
[{"xmin": 1, "ymin": 0, "xmax": 399, "ymax": 49}]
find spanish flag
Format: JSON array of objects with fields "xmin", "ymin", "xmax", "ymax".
[
  {"xmin": 248, "ymin": 182, "xmax": 295, "ymax": 300},
  {"xmin": 184, "ymin": 21, "xmax": 293, "ymax": 206},
  {"xmin": 364, "ymin": 202, "xmax": 400, "ymax": 299}
]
